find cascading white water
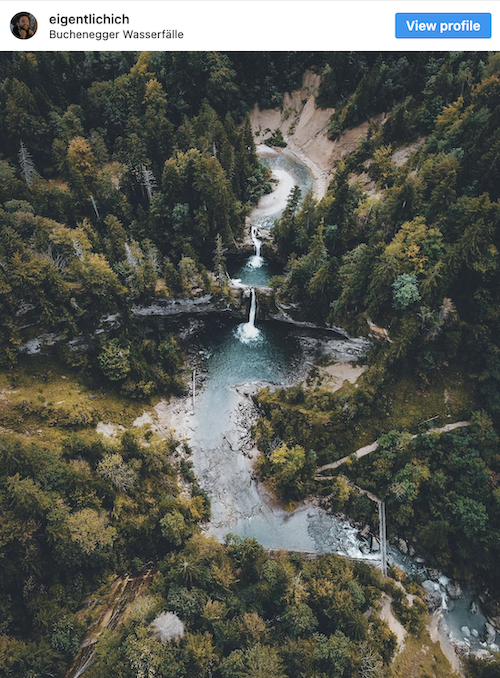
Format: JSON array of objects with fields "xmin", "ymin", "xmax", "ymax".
[
  {"xmin": 251, "ymin": 225, "xmax": 262, "ymax": 257},
  {"xmin": 248, "ymin": 287, "xmax": 257, "ymax": 326},
  {"xmin": 234, "ymin": 221, "xmax": 265, "ymax": 343},
  {"xmin": 236, "ymin": 287, "xmax": 261, "ymax": 343},
  {"xmin": 248, "ymin": 224, "xmax": 263, "ymax": 268}
]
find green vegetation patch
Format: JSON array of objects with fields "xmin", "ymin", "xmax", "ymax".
[
  {"xmin": 391, "ymin": 633, "xmax": 459, "ymax": 678},
  {"xmin": 0, "ymin": 356, "xmax": 144, "ymax": 438},
  {"xmin": 84, "ymin": 535, "xmax": 399, "ymax": 678}
]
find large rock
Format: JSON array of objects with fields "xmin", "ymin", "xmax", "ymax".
[
  {"xmin": 427, "ymin": 568, "xmax": 441, "ymax": 581},
  {"xmin": 398, "ymin": 538, "xmax": 408, "ymax": 555},
  {"xmin": 360, "ymin": 524, "xmax": 370, "ymax": 539},
  {"xmin": 461, "ymin": 626, "xmax": 471, "ymax": 639},
  {"xmin": 422, "ymin": 580, "xmax": 438, "ymax": 593},
  {"xmin": 426, "ymin": 590, "xmax": 443, "ymax": 610},
  {"xmin": 446, "ymin": 581, "xmax": 462, "ymax": 600},
  {"xmin": 370, "ymin": 536, "xmax": 380, "ymax": 552},
  {"xmin": 488, "ymin": 616, "xmax": 500, "ymax": 629},
  {"xmin": 485, "ymin": 622, "xmax": 497, "ymax": 645}
]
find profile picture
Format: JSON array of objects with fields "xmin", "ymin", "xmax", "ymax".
[{"xmin": 10, "ymin": 12, "xmax": 37, "ymax": 39}]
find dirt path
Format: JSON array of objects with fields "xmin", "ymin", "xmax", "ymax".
[
  {"xmin": 379, "ymin": 593, "xmax": 407, "ymax": 653},
  {"xmin": 316, "ymin": 421, "xmax": 471, "ymax": 475}
]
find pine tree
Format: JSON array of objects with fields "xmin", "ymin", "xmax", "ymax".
[
  {"xmin": 18, "ymin": 141, "xmax": 36, "ymax": 186},
  {"xmin": 141, "ymin": 164, "xmax": 157, "ymax": 202},
  {"xmin": 213, "ymin": 233, "xmax": 227, "ymax": 283}
]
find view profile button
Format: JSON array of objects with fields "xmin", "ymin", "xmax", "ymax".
[{"xmin": 395, "ymin": 13, "xmax": 492, "ymax": 38}]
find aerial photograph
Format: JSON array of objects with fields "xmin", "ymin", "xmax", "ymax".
[{"xmin": 0, "ymin": 51, "xmax": 499, "ymax": 678}]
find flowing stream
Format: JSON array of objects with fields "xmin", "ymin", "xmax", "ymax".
[
  {"xmin": 185, "ymin": 146, "xmax": 375, "ymax": 556},
  {"xmin": 180, "ymin": 145, "xmax": 496, "ymax": 659}
]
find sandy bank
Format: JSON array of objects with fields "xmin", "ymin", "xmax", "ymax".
[
  {"xmin": 379, "ymin": 593, "xmax": 407, "ymax": 654},
  {"xmin": 319, "ymin": 361, "xmax": 368, "ymax": 392},
  {"xmin": 429, "ymin": 610, "xmax": 463, "ymax": 675},
  {"xmin": 250, "ymin": 70, "xmax": 383, "ymax": 200}
]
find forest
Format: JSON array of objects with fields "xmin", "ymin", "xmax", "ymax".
[
  {"xmin": 257, "ymin": 51, "xmax": 500, "ymax": 592},
  {"xmin": 1, "ymin": 51, "xmax": 500, "ymax": 677}
]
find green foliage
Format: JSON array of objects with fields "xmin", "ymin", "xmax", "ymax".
[
  {"xmin": 97, "ymin": 452, "xmax": 137, "ymax": 492},
  {"xmin": 392, "ymin": 590, "xmax": 428, "ymax": 636},
  {"xmin": 160, "ymin": 510, "xmax": 191, "ymax": 547},
  {"xmin": 466, "ymin": 655, "xmax": 500, "ymax": 678},
  {"xmin": 392, "ymin": 273, "xmax": 421, "ymax": 310},
  {"xmin": 1, "ymin": 50, "xmax": 499, "ymax": 678},
  {"xmin": 264, "ymin": 129, "xmax": 287, "ymax": 148},
  {"xmin": 258, "ymin": 442, "xmax": 316, "ymax": 501},
  {"xmin": 50, "ymin": 616, "xmax": 81, "ymax": 656},
  {"xmin": 83, "ymin": 536, "xmax": 393, "ymax": 678},
  {"xmin": 0, "ymin": 52, "xmax": 274, "ymax": 384},
  {"xmin": 98, "ymin": 339, "xmax": 132, "ymax": 382},
  {"xmin": 0, "ymin": 427, "xmax": 199, "ymax": 673},
  {"xmin": 259, "ymin": 54, "xmax": 500, "ymax": 599}
]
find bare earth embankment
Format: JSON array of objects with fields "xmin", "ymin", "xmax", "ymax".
[{"xmin": 249, "ymin": 70, "xmax": 384, "ymax": 199}]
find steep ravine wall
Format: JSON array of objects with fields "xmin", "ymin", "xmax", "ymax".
[{"xmin": 249, "ymin": 70, "xmax": 385, "ymax": 200}]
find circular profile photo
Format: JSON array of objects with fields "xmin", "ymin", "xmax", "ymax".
[{"xmin": 10, "ymin": 12, "xmax": 37, "ymax": 39}]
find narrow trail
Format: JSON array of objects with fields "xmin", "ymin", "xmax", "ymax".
[{"xmin": 315, "ymin": 420, "xmax": 471, "ymax": 476}]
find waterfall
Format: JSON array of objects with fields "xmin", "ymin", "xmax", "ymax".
[
  {"xmin": 236, "ymin": 288, "xmax": 261, "ymax": 344},
  {"xmin": 251, "ymin": 225, "xmax": 262, "ymax": 257},
  {"xmin": 249, "ymin": 288, "xmax": 257, "ymax": 327},
  {"xmin": 248, "ymin": 225, "xmax": 263, "ymax": 268}
]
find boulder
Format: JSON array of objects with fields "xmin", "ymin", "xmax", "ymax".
[
  {"xmin": 427, "ymin": 568, "xmax": 441, "ymax": 581},
  {"xmin": 426, "ymin": 590, "xmax": 443, "ymax": 610},
  {"xmin": 485, "ymin": 622, "xmax": 496, "ymax": 645},
  {"xmin": 360, "ymin": 524, "xmax": 370, "ymax": 539},
  {"xmin": 409, "ymin": 545, "xmax": 416, "ymax": 556},
  {"xmin": 454, "ymin": 640, "xmax": 471, "ymax": 654},
  {"xmin": 461, "ymin": 626, "xmax": 471, "ymax": 639},
  {"xmin": 398, "ymin": 538, "xmax": 408, "ymax": 555},
  {"xmin": 422, "ymin": 580, "xmax": 438, "ymax": 593},
  {"xmin": 472, "ymin": 629, "xmax": 479, "ymax": 638},
  {"xmin": 370, "ymin": 536, "xmax": 380, "ymax": 552},
  {"xmin": 446, "ymin": 581, "xmax": 462, "ymax": 600},
  {"xmin": 470, "ymin": 601, "xmax": 478, "ymax": 615}
]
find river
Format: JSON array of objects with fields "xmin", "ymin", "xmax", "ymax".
[
  {"xmin": 166, "ymin": 144, "xmax": 496, "ymax": 662},
  {"xmin": 175, "ymin": 145, "xmax": 375, "ymax": 556}
]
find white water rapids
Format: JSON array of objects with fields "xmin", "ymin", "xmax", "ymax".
[
  {"xmin": 235, "ymin": 288, "xmax": 261, "ymax": 344},
  {"xmin": 249, "ymin": 224, "xmax": 263, "ymax": 268}
]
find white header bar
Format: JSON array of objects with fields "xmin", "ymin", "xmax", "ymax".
[{"xmin": 3, "ymin": 1, "xmax": 497, "ymax": 50}]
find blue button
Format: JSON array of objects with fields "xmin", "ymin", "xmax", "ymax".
[{"xmin": 396, "ymin": 13, "xmax": 491, "ymax": 38}]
